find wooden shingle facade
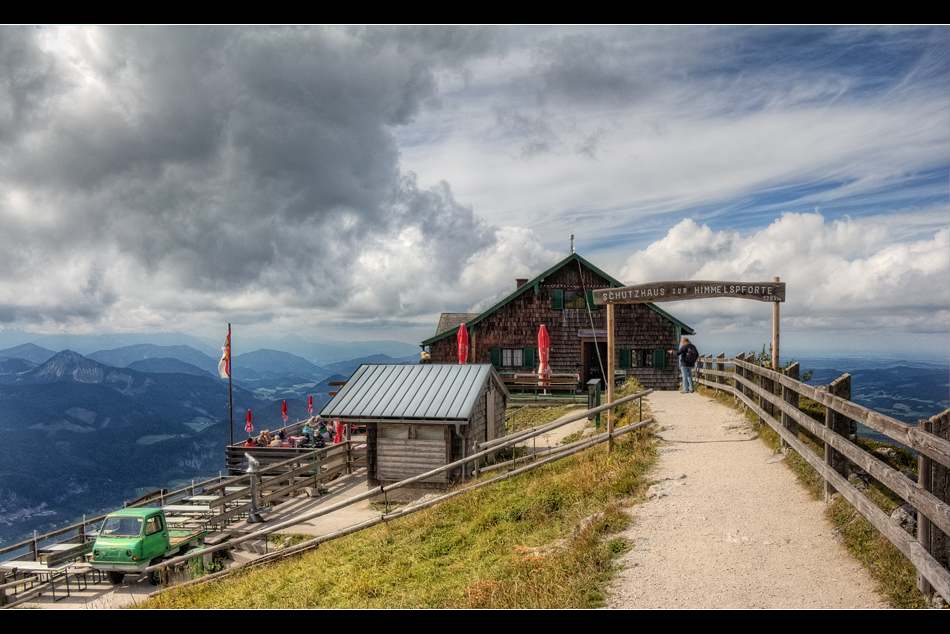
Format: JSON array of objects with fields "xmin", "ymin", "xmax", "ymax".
[
  {"xmin": 422, "ymin": 253, "xmax": 694, "ymax": 391},
  {"xmin": 320, "ymin": 364, "xmax": 508, "ymax": 489}
]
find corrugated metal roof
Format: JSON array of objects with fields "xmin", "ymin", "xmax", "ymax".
[{"xmin": 320, "ymin": 364, "xmax": 497, "ymax": 421}]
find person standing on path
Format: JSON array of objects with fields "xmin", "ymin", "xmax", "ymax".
[{"xmin": 670, "ymin": 336, "xmax": 699, "ymax": 393}]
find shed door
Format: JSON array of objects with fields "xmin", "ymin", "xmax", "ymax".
[{"xmin": 377, "ymin": 425, "xmax": 448, "ymax": 483}]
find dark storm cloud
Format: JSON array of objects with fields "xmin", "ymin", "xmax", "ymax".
[{"xmin": 0, "ymin": 26, "xmax": 504, "ymax": 328}]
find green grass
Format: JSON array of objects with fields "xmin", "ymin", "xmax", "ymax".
[
  {"xmin": 507, "ymin": 404, "xmax": 583, "ymax": 434},
  {"xmin": 137, "ymin": 388, "xmax": 658, "ymax": 609}
]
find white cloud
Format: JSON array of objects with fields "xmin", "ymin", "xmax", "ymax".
[{"xmin": 620, "ymin": 212, "xmax": 950, "ymax": 337}]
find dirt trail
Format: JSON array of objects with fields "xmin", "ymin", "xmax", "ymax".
[{"xmin": 607, "ymin": 390, "xmax": 886, "ymax": 609}]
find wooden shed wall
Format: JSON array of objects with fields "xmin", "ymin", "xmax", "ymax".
[
  {"xmin": 377, "ymin": 436, "xmax": 448, "ymax": 483},
  {"xmin": 363, "ymin": 377, "xmax": 508, "ymax": 488},
  {"xmin": 429, "ymin": 263, "xmax": 682, "ymax": 390}
]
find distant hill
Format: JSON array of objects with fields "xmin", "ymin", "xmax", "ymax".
[
  {"xmin": 88, "ymin": 344, "xmax": 219, "ymax": 376},
  {"xmin": 208, "ymin": 334, "xmax": 421, "ymax": 365},
  {"xmin": 0, "ymin": 357, "xmax": 38, "ymax": 384},
  {"xmin": 126, "ymin": 357, "xmax": 216, "ymax": 377},
  {"xmin": 322, "ymin": 353, "xmax": 420, "ymax": 378},
  {"xmin": 0, "ymin": 329, "xmax": 422, "ymax": 366},
  {"xmin": 0, "ymin": 343, "xmax": 57, "ymax": 364},
  {"xmin": 0, "ymin": 330, "xmax": 220, "ymax": 358},
  {"xmin": 232, "ymin": 349, "xmax": 328, "ymax": 381}
]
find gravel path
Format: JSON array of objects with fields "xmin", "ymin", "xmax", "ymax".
[{"xmin": 606, "ymin": 390, "xmax": 887, "ymax": 609}]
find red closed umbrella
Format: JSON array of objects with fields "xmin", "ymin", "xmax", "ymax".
[
  {"xmin": 457, "ymin": 324, "xmax": 469, "ymax": 365},
  {"xmin": 245, "ymin": 410, "xmax": 253, "ymax": 435},
  {"xmin": 282, "ymin": 400, "xmax": 288, "ymax": 422},
  {"xmin": 308, "ymin": 394, "xmax": 313, "ymax": 415},
  {"xmin": 538, "ymin": 324, "xmax": 551, "ymax": 387}
]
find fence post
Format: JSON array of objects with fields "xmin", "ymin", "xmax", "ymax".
[
  {"xmin": 918, "ymin": 410, "xmax": 949, "ymax": 598},
  {"xmin": 735, "ymin": 352, "xmax": 746, "ymax": 406},
  {"xmin": 716, "ymin": 353, "xmax": 725, "ymax": 394},
  {"xmin": 760, "ymin": 358, "xmax": 773, "ymax": 424},
  {"xmin": 781, "ymin": 362, "xmax": 800, "ymax": 450},
  {"xmin": 823, "ymin": 374, "xmax": 852, "ymax": 503}
]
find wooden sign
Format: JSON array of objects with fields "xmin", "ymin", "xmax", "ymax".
[{"xmin": 592, "ymin": 280, "xmax": 786, "ymax": 305}]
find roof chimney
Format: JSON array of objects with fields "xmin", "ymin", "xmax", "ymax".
[{"xmin": 516, "ymin": 278, "xmax": 528, "ymax": 289}]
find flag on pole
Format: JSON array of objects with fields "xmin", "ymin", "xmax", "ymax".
[
  {"xmin": 308, "ymin": 395, "xmax": 313, "ymax": 415},
  {"xmin": 282, "ymin": 400, "xmax": 288, "ymax": 422},
  {"xmin": 245, "ymin": 410, "xmax": 253, "ymax": 434},
  {"xmin": 218, "ymin": 331, "xmax": 231, "ymax": 379}
]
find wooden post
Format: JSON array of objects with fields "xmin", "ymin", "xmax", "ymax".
[
  {"xmin": 760, "ymin": 357, "xmax": 773, "ymax": 423},
  {"xmin": 917, "ymin": 416, "xmax": 932, "ymax": 596},
  {"xmin": 918, "ymin": 409, "xmax": 949, "ymax": 598},
  {"xmin": 735, "ymin": 352, "xmax": 746, "ymax": 406},
  {"xmin": 606, "ymin": 303, "xmax": 615, "ymax": 452},
  {"xmin": 781, "ymin": 362, "xmax": 800, "ymax": 450},
  {"xmin": 716, "ymin": 352, "xmax": 725, "ymax": 393},
  {"xmin": 772, "ymin": 276, "xmax": 780, "ymax": 371},
  {"xmin": 823, "ymin": 374, "xmax": 852, "ymax": 503}
]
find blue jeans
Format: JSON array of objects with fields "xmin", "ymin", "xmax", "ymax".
[{"xmin": 680, "ymin": 365, "xmax": 694, "ymax": 392}]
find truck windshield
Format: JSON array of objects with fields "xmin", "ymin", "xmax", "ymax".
[{"xmin": 100, "ymin": 517, "xmax": 143, "ymax": 537}]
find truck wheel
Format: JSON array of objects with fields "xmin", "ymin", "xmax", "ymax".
[
  {"xmin": 107, "ymin": 571, "xmax": 125, "ymax": 584},
  {"xmin": 148, "ymin": 559, "xmax": 163, "ymax": 586}
]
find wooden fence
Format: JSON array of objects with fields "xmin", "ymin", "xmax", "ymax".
[{"xmin": 694, "ymin": 353, "xmax": 949, "ymax": 602}]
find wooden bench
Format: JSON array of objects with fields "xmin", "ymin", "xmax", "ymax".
[{"xmin": 503, "ymin": 373, "xmax": 578, "ymax": 394}]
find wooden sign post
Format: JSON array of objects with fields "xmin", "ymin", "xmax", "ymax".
[{"xmin": 593, "ymin": 278, "xmax": 786, "ymax": 450}]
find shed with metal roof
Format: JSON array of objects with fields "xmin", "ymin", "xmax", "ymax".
[{"xmin": 321, "ymin": 363, "xmax": 509, "ymax": 488}]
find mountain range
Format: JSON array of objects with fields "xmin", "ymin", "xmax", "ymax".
[{"xmin": 0, "ymin": 342, "xmax": 418, "ymax": 548}]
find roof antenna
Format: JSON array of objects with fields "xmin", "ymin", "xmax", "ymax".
[{"xmin": 570, "ymin": 232, "xmax": 575, "ymax": 254}]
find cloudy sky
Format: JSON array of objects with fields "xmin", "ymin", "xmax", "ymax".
[{"xmin": 0, "ymin": 26, "xmax": 947, "ymax": 360}]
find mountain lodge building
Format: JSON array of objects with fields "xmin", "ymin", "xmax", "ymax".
[{"xmin": 421, "ymin": 253, "xmax": 694, "ymax": 391}]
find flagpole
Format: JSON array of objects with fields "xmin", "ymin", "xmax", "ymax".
[{"xmin": 228, "ymin": 323, "xmax": 233, "ymax": 447}]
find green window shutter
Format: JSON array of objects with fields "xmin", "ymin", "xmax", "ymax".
[
  {"xmin": 586, "ymin": 289, "xmax": 599, "ymax": 310},
  {"xmin": 652, "ymin": 348, "xmax": 666, "ymax": 369},
  {"xmin": 551, "ymin": 288, "xmax": 563, "ymax": 310},
  {"xmin": 523, "ymin": 347, "xmax": 535, "ymax": 369},
  {"xmin": 490, "ymin": 348, "xmax": 501, "ymax": 368},
  {"xmin": 619, "ymin": 348, "xmax": 631, "ymax": 369}
]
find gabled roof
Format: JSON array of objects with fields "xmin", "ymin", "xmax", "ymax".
[
  {"xmin": 320, "ymin": 364, "xmax": 507, "ymax": 422},
  {"xmin": 421, "ymin": 252, "xmax": 694, "ymax": 346},
  {"xmin": 435, "ymin": 313, "xmax": 480, "ymax": 336}
]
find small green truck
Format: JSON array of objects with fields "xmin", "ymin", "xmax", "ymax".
[{"xmin": 91, "ymin": 508, "xmax": 206, "ymax": 584}]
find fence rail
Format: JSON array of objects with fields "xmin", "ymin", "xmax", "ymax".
[{"xmin": 694, "ymin": 354, "xmax": 949, "ymax": 602}]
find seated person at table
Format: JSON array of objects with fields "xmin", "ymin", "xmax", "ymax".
[
  {"xmin": 302, "ymin": 419, "xmax": 314, "ymax": 444},
  {"xmin": 259, "ymin": 430, "xmax": 273, "ymax": 445}
]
